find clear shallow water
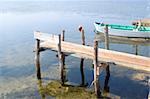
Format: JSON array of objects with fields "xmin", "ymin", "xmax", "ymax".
[{"xmin": 0, "ymin": 1, "xmax": 150, "ymax": 99}]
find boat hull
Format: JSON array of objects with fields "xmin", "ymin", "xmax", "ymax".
[{"xmin": 94, "ymin": 23, "xmax": 150, "ymax": 38}]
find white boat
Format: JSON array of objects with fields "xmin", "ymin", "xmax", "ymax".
[{"xmin": 94, "ymin": 22, "xmax": 150, "ymax": 38}]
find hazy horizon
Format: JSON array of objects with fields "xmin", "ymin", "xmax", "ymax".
[{"xmin": 0, "ymin": 0, "xmax": 145, "ymax": 1}]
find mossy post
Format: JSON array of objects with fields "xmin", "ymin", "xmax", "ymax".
[
  {"xmin": 35, "ymin": 39, "xmax": 41, "ymax": 79},
  {"xmin": 79, "ymin": 26, "xmax": 85, "ymax": 86},
  {"xmin": 93, "ymin": 40, "xmax": 101, "ymax": 97},
  {"xmin": 58, "ymin": 34, "xmax": 64, "ymax": 85},
  {"xmin": 104, "ymin": 25, "xmax": 110, "ymax": 90}
]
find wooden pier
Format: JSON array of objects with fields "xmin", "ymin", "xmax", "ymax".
[
  {"xmin": 34, "ymin": 30, "xmax": 150, "ymax": 98},
  {"xmin": 34, "ymin": 31, "xmax": 150, "ymax": 71}
]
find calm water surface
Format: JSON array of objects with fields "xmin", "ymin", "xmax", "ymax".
[{"xmin": 0, "ymin": 1, "xmax": 150, "ymax": 99}]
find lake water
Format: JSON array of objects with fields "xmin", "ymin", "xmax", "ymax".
[{"xmin": 0, "ymin": 0, "xmax": 150, "ymax": 99}]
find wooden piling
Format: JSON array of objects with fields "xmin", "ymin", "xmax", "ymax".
[
  {"xmin": 104, "ymin": 25, "xmax": 110, "ymax": 91},
  {"xmin": 104, "ymin": 64, "xmax": 110, "ymax": 92},
  {"xmin": 104, "ymin": 25, "xmax": 109, "ymax": 50},
  {"xmin": 35, "ymin": 39, "xmax": 41, "ymax": 79},
  {"xmin": 148, "ymin": 78, "xmax": 150, "ymax": 99},
  {"xmin": 93, "ymin": 40, "xmax": 101, "ymax": 97},
  {"xmin": 79, "ymin": 26, "xmax": 85, "ymax": 86},
  {"xmin": 134, "ymin": 45, "xmax": 138, "ymax": 55},
  {"xmin": 61, "ymin": 30, "xmax": 65, "ymax": 65},
  {"xmin": 61, "ymin": 30, "xmax": 66, "ymax": 84},
  {"xmin": 80, "ymin": 59, "xmax": 85, "ymax": 86},
  {"xmin": 57, "ymin": 34, "xmax": 64, "ymax": 85},
  {"xmin": 79, "ymin": 26, "xmax": 85, "ymax": 45},
  {"xmin": 61, "ymin": 30, "xmax": 65, "ymax": 41}
]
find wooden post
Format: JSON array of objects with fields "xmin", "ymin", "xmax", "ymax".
[
  {"xmin": 35, "ymin": 39, "xmax": 41, "ymax": 79},
  {"xmin": 61, "ymin": 30, "xmax": 65, "ymax": 41},
  {"xmin": 104, "ymin": 64, "xmax": 110, "ymax": 92},
  {"xmin": 79, "ymin": 26, "xmax": 85, "ymax": 86},
  {"xmin": 104, "ymin": 24, "xmax": 109, "ymax": 50},
  {"xmin": 93, "ymin": 40, "xmax": 101, "ymax": 97},
  {"xmin": 104, "ymin": 24, "xmax": 110, "ymax": 92},
  {"xmin": 80, "ymin": 59, "xmax": 85, "ymax": 86},
  {"xmin": 57, "ymin": 34, "xmax": 64, "ymax": 85},
  {"xmin": 79, "ymin": 26, "xmax": 85, "ymax": 45},
  {"xmin": 135, "ymin": 45, "xmax": 138, "ymax": 55},
  {"xmin": 148, "ymin": 78, "xmax": 150, "ymax": 99},
  {"xmin": 61, "ymin": 30, "xmax": 66, "ymax": 84}
]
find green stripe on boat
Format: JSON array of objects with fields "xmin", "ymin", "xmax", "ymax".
[{"xmin": 94, "ymin": 22, "xmax": 150, "ymax": 32}]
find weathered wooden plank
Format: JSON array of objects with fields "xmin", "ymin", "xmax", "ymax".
[
  {"xmin": 34, "ymin": 32, "xmax": 150, "ymax": 72},
  {"xmin": 34, "ymin": 31, "xmax": 59, "ymax": 42}
]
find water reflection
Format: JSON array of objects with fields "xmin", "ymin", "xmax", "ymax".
[
  {"xmin": 104, "ymin": 64, "xmax": 110, "ymax": 93},
  {"xmin": 80, "ymin": 58, "xmax": 85, "ymax": 86},
  {"xmin": 37, "ymin": 80, "xmax": 46, "ymax": 99},
  {"xmin": 95, "ymin": 32, "xmax": 150, "ymax": 56},
  {"xmin": 36, "ymin": 57, "xmax": 112, "ymax": 98}
]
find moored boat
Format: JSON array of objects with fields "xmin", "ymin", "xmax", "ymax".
[{"xmin": 94, "ymin": 22, "xmax": 150, "ymax": 38}]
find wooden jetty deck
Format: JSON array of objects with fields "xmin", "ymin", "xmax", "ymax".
[{"xmin": 34, "ymin": 31, "xmax": 150, "ymax": 72}]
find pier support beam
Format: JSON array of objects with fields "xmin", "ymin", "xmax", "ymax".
[
  {"xmin": 104, "ymin": 25, "xmax": 109, "ymax": 50},
  {"xmin": 104, "ymin": 25, "xmax": 110, "ymax": 91},
  {"xmin": 79, "ymin": 26, "xmax": 85, "ymax": 45},
  {"xmin": 93, "ymin": 40, "xmax": 101, "ymax": 97},
  {"xmin": 104, "ymin": 63, "xmax": 110, "ymax": 92},
  {"xmin": 79, "ymin": 26, "xmax": 86, "ymax": 86},
  {"xmin": 134, "ymin": 45, "xmax": 138, "ymax": 55},
  {"xmin": 148, "ymin": 78, "xmax": 150, "ymax": 99},
  {"xmin": 61, "ymin": 30, "xmax": 66, "ymax": 84},
  {"xmin": 35, "ymin": 39, "xmax": 41, "ymax": 79},
  {"xmin": 58, "ymin": 34, "xmax": 65, "ymax": 85}
]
